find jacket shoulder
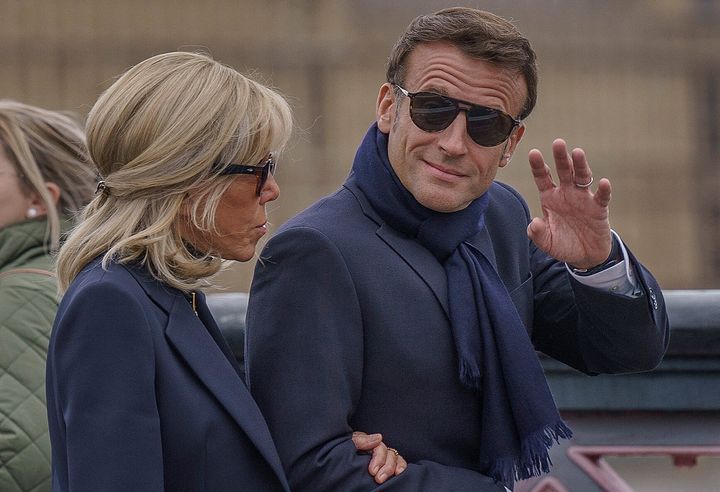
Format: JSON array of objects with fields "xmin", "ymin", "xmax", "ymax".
[
  {"xmin": 0, "ymin": 253, "xmax": 55, "ymax": 287},
  {"xmin": 279, "ymin": 186, "xmax": 365, "ymax": 235},
  {"xmin": 484, "ymin": 182, "xmax": 533, "ymax": 239},
  {"xmin": 489, "ymin": 182, "xmax": 531, "ymax": 217},
  {"xmin": 62, "ymin": 259, "xmax": 147, "ymax": 305},
  {"xmin": 0, "ymin": 256, "xmax": 58, "ymax": 325}
]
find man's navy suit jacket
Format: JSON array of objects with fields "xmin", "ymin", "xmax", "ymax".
[
  {"xmin": 246, "ymin": 177, "xmax": 669, "ymax": 491},
  {"xmin": 46, "ymin": 259, "xmax": 289, "ymax": 491}
]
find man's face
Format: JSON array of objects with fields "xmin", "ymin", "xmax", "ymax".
[{"xmin": 376, "ymin": 42, "xmax": 527, "ymax": 212}]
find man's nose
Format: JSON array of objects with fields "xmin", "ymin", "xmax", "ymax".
[{"xmin": 436, "ymin": 111, "xmax": 469, "ymax": 157}]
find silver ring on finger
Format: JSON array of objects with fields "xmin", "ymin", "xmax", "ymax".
[
  {"xmin": 574, "ymin": 176, "xmax": 593, "ymax": 188},
  {"xmin": 387, "ymin": 447, "xmax": 399, "ymax": 456}
]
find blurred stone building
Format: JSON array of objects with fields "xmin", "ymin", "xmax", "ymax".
[
  {"xmin": 3, "ymin": 2, "xmax": 720, "ymax": 490},
  {"xmin": 1, "ymin": 0, "xmax": 718, "ymax": 292}
]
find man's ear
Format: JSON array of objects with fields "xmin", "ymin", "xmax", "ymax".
[
  {"xmin": 499, "ymin": 124, "xmax": 525, "ymax": 168},
  {"xmin": 376, "ymin": 83, "xmax": 395, "ymax": 133}
]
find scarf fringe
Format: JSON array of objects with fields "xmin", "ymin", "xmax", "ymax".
[
  {"xmin": 488, "ymin": 420, "xmax": 573, "ymax": 485},
  {"xmin": 459, "ymin": 359, "xmax": 482, "ymax": 389}
]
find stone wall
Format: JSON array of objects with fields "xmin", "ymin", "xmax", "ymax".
[{"xmin": 2, "ymin": 0, "xmax": 718, "ymax": 290}]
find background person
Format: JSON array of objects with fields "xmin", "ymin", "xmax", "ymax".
[
  {"xmin": 47, "ymin": 51, "xmax": 404, "ymax": 492},
  {"xmin": 0, "ymin": 100, "xmax": 96, "ymax": 492},
  {"xmin": 246, "ymin": 8, "xmax": 670, "ymax": 491}
]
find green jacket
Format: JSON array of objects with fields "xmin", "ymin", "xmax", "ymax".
[{"xmin": 0, "ymin": 219, "xmax": 56, "ymax": 492}]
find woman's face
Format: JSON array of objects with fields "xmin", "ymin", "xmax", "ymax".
[
  {"xmin": 182, "ymin": 169, "xmax": 280, "ymax": 262},
  {"xmin": 0, "ymin": 145, "xmax": 34, "ymax": 230}
]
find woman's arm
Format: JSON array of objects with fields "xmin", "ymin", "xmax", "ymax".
[{"xmin": 47, "ymin": 278, "xmax": 164, "ymax": 491}]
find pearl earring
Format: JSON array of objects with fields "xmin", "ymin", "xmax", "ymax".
[
  {"xmin": 26, "ymin": 207, "xmax": 38, "ymax": 218},
  {"xmin": 505, "ymin": 154, "xmax": 512, "ymax": 163}
]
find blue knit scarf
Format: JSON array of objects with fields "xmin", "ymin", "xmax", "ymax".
[{"xmin": 350, "ymin": 124, "xmax": 571, "ymax": 486}]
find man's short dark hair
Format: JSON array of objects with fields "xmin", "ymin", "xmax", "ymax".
[{"xmin": 386, "ymin": 7, "xmax": 538, "ymax": 120}]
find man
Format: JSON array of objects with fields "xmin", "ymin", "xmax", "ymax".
[{"xmin": 246, "ymin": 7, "xmax": 669, "ymax": 491}]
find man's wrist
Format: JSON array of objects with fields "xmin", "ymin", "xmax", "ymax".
[{"xmin": 569, "ymin": 237, "xmax": 622, "ymax": 276}]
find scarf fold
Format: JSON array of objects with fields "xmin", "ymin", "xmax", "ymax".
[{"xmin": 350, "ymin": 124, "xmax": 571, "ymax": 486}]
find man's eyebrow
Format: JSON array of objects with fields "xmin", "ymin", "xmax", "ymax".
[{"xmin": 423, "ymin": 85, "xmax": 449, "ymax": 96}]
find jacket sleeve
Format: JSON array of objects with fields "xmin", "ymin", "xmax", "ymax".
[
  {"xmin": 492, "ymin": 181, "xmax": 669, "ymax": 376},
  {"xmin": 530, "ymin": 239, "xmax": 670, "ymax": 374},
  {"xmin": 47, "ymin": 278, "xmax": 164, "ymax": 491},
  {"xmin": 246, "ymin": 226, "xmax": 505, "ymax": 492}
]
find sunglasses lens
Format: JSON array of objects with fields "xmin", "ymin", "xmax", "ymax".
[
  {"xmin": 409, "ymin": 93, "xmax": 459, "ymax": 132},
  {"xmin": 405, "ymin": 88, "xmax": 516, "ymax": 147},
  {"xmin": 256, "ymin": 155, "xmax": 275, "ymax": 195},
  {"xmin": 467, "ymin": 108, "xmax": 514, "ymax": 147}
]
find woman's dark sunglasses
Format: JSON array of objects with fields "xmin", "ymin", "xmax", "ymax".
[
  {"xmin": 395, "ymin": 85, "xmax": 521, "ymax": 147},
  {"xmin": 216, "ymin": 153, "xmax": 275, "ymax": 196}
]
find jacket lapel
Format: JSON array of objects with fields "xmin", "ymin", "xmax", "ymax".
[
  {"xmin": 466, "ymin": 225, "xmax": 498, "ymax": 272},
  {"xmin": 126, "ymin": 266, "xmax": 288, "ymax": 489},
  {"xmin": 345, "ymin": 180, "xmax": 450, "ymax": 318},
  {"xmin": 164, "ymin": 299, "xmax": 288, "ymax": 488},
  {"xmin": 346, "ymin": 180, "xmax": 501, "ymax": 319},
  {"xmin": 376, "ymin": 222, "xmax": 450, "ymax": 317}
]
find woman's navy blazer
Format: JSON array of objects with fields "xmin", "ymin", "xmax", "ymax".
[{"xmin": 46, "ymin": 258, "xmax": 289, "ymax": 491}]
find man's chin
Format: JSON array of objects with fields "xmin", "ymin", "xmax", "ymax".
[{"xmin": 412, "ymin": 190, "xmax": 474, "ymax": 213}]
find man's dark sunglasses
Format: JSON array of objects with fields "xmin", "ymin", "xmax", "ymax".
[
  {"xmin": 216, "ymin": 153, "xmax": 275, "ymax": 196},
  {"xmin": 395, "ymin": 85, "xmax": 521, "ymax": 147}
]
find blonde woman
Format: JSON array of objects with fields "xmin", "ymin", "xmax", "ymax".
[
  {"xmin": 47, "ymin": 52, "xmax": 405, "ymax": 491},
  {"xmin": 0, "ymin": 101, "xmax": 95, "ymax": 492}
]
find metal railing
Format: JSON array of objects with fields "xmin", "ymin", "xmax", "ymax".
[{"xmin": 207, "ymin": 289, "xmax": 720, "ymax": 491}]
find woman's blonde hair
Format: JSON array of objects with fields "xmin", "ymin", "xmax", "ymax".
[
  {"xmin": 0, "ymin": 100, "xmax": 96, "ymax": 249},
  {"xmin": 56, "ymin": 51, "xmax": 293, "ymax": 293}
]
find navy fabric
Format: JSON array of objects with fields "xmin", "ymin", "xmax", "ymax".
[
  {"xmin": 351, "ymin": 124, "xmax": 571, "ymax": 484},
  {"xmin": 246, "ymin": 128, "xmax": 669, "ymax": 490},
  {"xmin": 46, "ymin": 258, "xmax": 289, "ymax": 491}
]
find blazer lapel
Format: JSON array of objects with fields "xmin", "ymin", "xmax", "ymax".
[
  {"xmin": 164, "ymin": 300, "xmax": 288, "ymax": 486},
  {"xmin": 376, "ymin": 222, "xmax": 450, "ymax": 317},
  {"xmin": 345, "ymin": 180, "xmax": 450, "ymax": 318},
  {"xmin": 345, "ymin": 179, "xmax": 502, "ymax": 318}
]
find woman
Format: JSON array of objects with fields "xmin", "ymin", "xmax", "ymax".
[
  {"xmin": 0, "ymin": 101, "xmax": 96, "ymax": 492},
  {"xmin": 48, "ymin": 52, "xmax": 404, "ymax": 491}
]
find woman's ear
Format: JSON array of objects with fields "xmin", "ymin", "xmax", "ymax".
[
  {"xmin": 27, "ymin": 182, "xmax": 61, "ymax": 216},
  {"xmin": 45, "ymin": 182, "xmax": 61, "ymax": 206}
]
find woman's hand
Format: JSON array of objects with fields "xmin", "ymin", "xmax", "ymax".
[{"xmin": 352, "ymin": 431, "xmax": 407, "ymax": 484}]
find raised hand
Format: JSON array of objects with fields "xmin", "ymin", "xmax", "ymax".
[{"xmin": 527, "ymin": 138, "xmax": 613, "ymax": 269}]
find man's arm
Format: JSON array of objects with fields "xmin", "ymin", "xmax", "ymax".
[
  {"xmin": 246, "ymin": 226, "xmax": 505, "ymax": 491},
  {"xmin": 530, "ymin": 238, "xmax": 669, "ymax": 374},
  {"xmin": 525, "ymin": 139, "xmax": 669, "ymax": 374}
]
